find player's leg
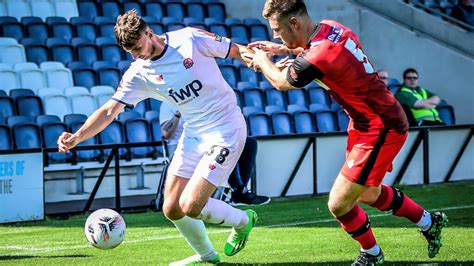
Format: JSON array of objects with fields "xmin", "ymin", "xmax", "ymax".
[
  {"xmin": 328, "ymin": 174, "xmax": 384, "ymax": 266},
  {"xmin": 357, "ymin": 131, "xmax": 448, "ymax": 259}
]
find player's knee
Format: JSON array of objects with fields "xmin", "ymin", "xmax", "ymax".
[
  {"xmin": 179, "ymin": 196, "xmax": 202, "ymax": 218},
  {"xmin": 162, "ymin": 199, "xmax": 184, "ymax": 220},
  {"xmin": 327, "ymin": 197, "xmax": 349, "ymax": 217}
]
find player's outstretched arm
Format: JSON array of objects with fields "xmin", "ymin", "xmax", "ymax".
[
  {"xmin": 228, "ymin": 43, "xmax": 256, "ymax": 66},
  {"xmin": 247, "ymin": 40, "xmax": 303, "ymax": 56},
  {"xmin": 250, "ymin": 48, "xmax": 296, "ymax": 91},
  {"xmin": 57, "ymin": 100, "xmax": 125, "ymax": 153}
]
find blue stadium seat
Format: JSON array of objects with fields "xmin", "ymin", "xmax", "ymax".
[
  {"xmin": 12, "ymin": 123, "xmax": 41, "ymax": 149},
  {"xmin": 69, "ymin": 16, "xmax": 93, "ymax": 25},
  {"xmin": 15, "ymin": 96, "xmax": 43, "ymax": 116},
  {"xmin": 24, "ymin": 44, "xmax": 49, "ymax": 65},
  {"xmin": 237, "ymin": 81, "xmax": 258, "ymax": 92},
  {"xmin": 219, "ymin": 65, "xmax": 237, "ymax": 87},
  {"xmin": 100, "ymin": 2, "xmax": 122, "ymax": 18},
  {"xmin": 0, "ymin": 16, "xmax": 18, "ymax": 24},
  {"xmin": 92, "ymin": 60, "xmax": 116, "ymax": 71},
  {"xmin": 9, "ymin": 88, "xmax": 35, "ymax": 100},
  {"xmin": 97, "ymin": 67, "xmax": 121, "ymax": 88},
  {"xmin": 148, "ymin": 117, "xmax": 163, "ymax": 142},
  {"xmin": 309, "ymin": 103, "xmax": 329, "ymax": 113},
  {"xmin": 242, "ymin": 106, "xmax": 263, "ymax": 117},
  {"xmin": 308, "ymin": 85, "xmax": 330, "ymax": 106},
  {"xmin": 67, "ymin": 61, "xmax": 88, "ymax": 71},
  {"xmin": 30, "ymin": 0, "xmax": 55, "ymax": 20},
  {"xmin": 118, "ymin": 110, "xmax": 142, "ymax": 123},
  {"xmin": 0, "ymin": 43, "xmax": 26, "ymax": 65},
  {"xmin": 78, "ymin": 2, "xmax": 99, "ymax": 18},
  {"xmin": 229, "ymin": 24, "xmax": 249, "ymax": 43},
  {"xmin": 287, "ymin": 104, "xmax": 308, "ymax": 114},
  {"xmin": 17, "ymin": 68, "xmax": 47, "ymax": 91},
  {"xmin": 75, "ymin": 22, "xmax": 97, "ymax": 42},
  {"xmin": 73, "ymin": 67, "xmax": 97, "ymax": 88},
  {"xmin": 315, "ymin": 110, "xmax": 338, "ymax": 132},
  {"xmin": 63, "ymin": 86, "xmax": 89, "ymax": 96},
  {"xmin": 330, "ymin": 100, "xmax": 342, "ymax": 111},
  {"xmin": 42, "ymin": 94, "xmax": 72, "ymax": 119},
  {"xmin": 118, "ymin": 60, "xmax": 131, "ymax": 74},
  {"xmin": 69, "ymin": 94, "xmax": 98, "ymax": 116},
  {"xmin": 7, "ymin": 115, "xmax": 34, "ymax": 127},
  {"xmin": 239, "ymin": 66, "xmax": 259, "ymax": 83},
  {"xmin": 249, "ymin": 24, "xmax": 269, "ymax": 40},
  {"xmin": 1, "ymin": 22, "xmax": 25, "ymax": 40},
  {"xmin": 144, "ymin": 110, "xmax": 160, "ymax": 122},
  {"xmin": 52, "ymin": 0, "xmax": 78, "ymax": 26},
  {"xmin": 293, "ymin": 111, "xmax": 316, "ymax": 134},
  {"xmin": 20, "ymin": 16, "xmax": 42, "ymax": 25},
  {"xmin": 70, "ymin": 121, "xmax": 101, "ymax": 161},
  {"xmin": 98, "ymin": 43, "xmax": 123, "ymax": 64},
  {"xmin": 94, "ymin": 16, "xmax": 115, "ymax": 25},
  {"xmin": 98, "ymin": 22, "xmax": 115, "ymax": 38},
  {"xmin": 233, "ymin": 89, "xmax": 242, "ymax": 107},
  {"xmin": 186, "ymin": 3, "xmax": 206, "ymax": 21},
  {"xmin": 42, "ymin": 122, "xmax": 72, "ymax": 162},
  {"xmin": 0, "ymin": 96, "xmax": 15, "ymax": 118},
  {"xmin": 265, "ymin": 104, "xmax": 285, "ymax": 115},
  {"xmin": 19, "ymin": 37, "xmax": 41, "ymax": 46},
  {"xmin": 36, "ymin": 114, "xmax": 61, "ymax": 126},
  {"xmin": 166, "ymin": 2, "xmax": 186, "ymax": 20},
  {"xmin": 141, "ymin": 16, "xmax": 160, "ymax": 24},
  {"xmin": 132, "ymin": 100, "xmax": 148, "ymax": 117},
  {"xmin": 0, "ymin": 70, "xmax": 19, "ymax": 93},
  {"xmin": 45, "ymin": 16, "xmax": 67, "ymax": 25},
  {"xmin": 149, "ymin": 98, "xmax": 162, "ymax": 112},
  {"xmin": 0, "ymin": 125, "xmax": 12, "ymax": 150},
  {"xmin": 0, "ymin": 90, "xmax": 6, "ymax": 96},
  {"xmin": 25, "ymin": 22, "xmax": 49, "ymax": 43},
  {"xmin": 287, "ymin": 89, "xmax": 308, "ymax": 107},
  {"xmin": 64, "ymin": 113, "xmax": 87, "ymax": 126},
  {"xmin": 46, "ymin": 37, "xmax": 67, "ymax": 47},
  {"xmin": 51, "ymin": 22, "xmax": 74, "ymax": 42},
  {"xmin": 124, "ymin": 2, "xmax": 143, "ymax": 16},
  {"xmin": 248, "ymin": 113, "xmax": 271, "ymax": 136},
  {"xmin": 337, "ymin": 109, "xmax": 349, "ymax": 131},
  {"xmin": 208, "ymin": 23, "xmax": 229, "ymax": 37},
  {"xmin": 149, "ymin": 22, "xmax": 165, "ymax": 35},
  {"xmin": 124, "ymin": 118, "xmax": 155, "ymax": 158},
  {"xmin": 271, "ymin": 111, "xmax": 294, "ymax": 135},
  {"xmin": 243, "ymin": 88, "xmax": 265, "ymax": 108},
  {"xmin": 50, "ymin": 44, "xmax": 75, "ymax": 65},
  {"xmin": 75, "ymin": 43, "xmax": 99, "ymax": 66},
  {"xmin": 6, "ymin": 0, "xmax": 32, "ymax": 20},
  {"xmin": 45, "ymin": 68, "xmax": 74, "ymax": 90},
  {"xmin": 437, "ymin": 105, "xmax": 455, "ymax": 125},
  {"xmin": 265, "ymin": 89, "xmax": 287, "ymax": 107},
  {"xmin": 207, "ymin": 3, "xmax": 226, "ymax": 22},
  {"xmin": 144, "ymin": 2, "xmax": 165, "ymax": 19}
]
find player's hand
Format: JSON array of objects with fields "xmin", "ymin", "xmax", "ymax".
[
  {"xmin": 247, "ymin": 41, "xmax": 288, "ymax": 56},
  {"xmin": 275, "ymin": 56, "xmax": 294, "ymax": 70},
  {"xmin": 57, "ymin": 132, "xmax": 80, "ymax": 153},
  {"xmin": 248, "ymin": 47, "xmax": 273, "ymax": 71}
]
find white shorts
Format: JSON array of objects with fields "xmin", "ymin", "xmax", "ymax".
[{"xmin": 167, "ymin": 127, "xmax": 247, "ymax": 187}]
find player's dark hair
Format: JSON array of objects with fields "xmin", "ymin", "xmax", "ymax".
[
  {"xmin": 263, "ymin": 0, "xmax": 308, "ymax": 20},
  {"xmin": 114, "ymin": 9, "xmax": 148, "ymax": 50},
  {"xmin": 403, "ymin": 68, "xmax": 418, "ymax": 79}
]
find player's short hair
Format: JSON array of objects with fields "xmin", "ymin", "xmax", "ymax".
[
  {"xmin": 262, "ymin": 0, "xmax": 308, "ymax": 20},
  {"xmin": 403, "ymin": 68, "xmax": 418, "ymax": 79},
  {"xmin": 114, "ymin": 9, "xmax": 148, "ymax": 50}
]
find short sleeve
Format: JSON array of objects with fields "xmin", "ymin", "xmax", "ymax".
[
  {"xmin": 191, "ymin": 28, "xmax": 232, "ymax": 58},
  {"xmin": 159, "ymin": 102, "xmax": 177, "ymax": 125},
  {"xmin": 286, "ymin": 54, "xmax": 324, "ymax": 88},
  {"xmin": 111, "ymin": 67, "xmax": 150, "ymax": 108}
]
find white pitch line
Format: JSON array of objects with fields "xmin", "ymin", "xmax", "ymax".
[{"xmin": 2, "ymin": 204, "xmax": 473, "ymax": 256}]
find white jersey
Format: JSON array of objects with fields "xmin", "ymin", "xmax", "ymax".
[{"xmin": 112, "ymin": 27, "xmax": 246, "ymax": 136}]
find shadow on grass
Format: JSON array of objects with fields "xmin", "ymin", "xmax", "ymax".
[
  {"xmin": 0, "ymin": 254, "xmax": 90, "ymax": 261},
  {"xmin": 218, "ymin": 262, "xmax": 474, "ymax": 265}
]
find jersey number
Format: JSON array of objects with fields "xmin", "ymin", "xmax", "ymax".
[{"xmin": 344, "ymin": 38, "xmax": 375, "ymax": 74}]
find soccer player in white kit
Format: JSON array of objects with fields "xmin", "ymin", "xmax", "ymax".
[{"xmin": 57, "ymin": 10, "xmax": 257, "ymax": 265}]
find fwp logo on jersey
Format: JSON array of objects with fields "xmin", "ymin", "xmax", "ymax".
[{"xmin": 168, "ymin": 80, "xmax": 203, "ymax": 104}]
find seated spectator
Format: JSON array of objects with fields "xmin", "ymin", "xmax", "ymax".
[
  {"xmin": 376, "ymin": 69, "xmax": 389, "ymax": 87},
  {"xmin": 160, "ymin": 103, "xmax": 271, "ymax": 206},
  {"xmin": 450, "ymin": 0, "xmax": 474, "ymax": 30},
  {"xmin": 395, "ymin": 68, "xmax": 445, "ymax": 126}
]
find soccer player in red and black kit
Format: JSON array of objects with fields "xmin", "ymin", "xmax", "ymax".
[{"xmin": 246, "ymin": 0, "xmax": 448, "ymax": 265}]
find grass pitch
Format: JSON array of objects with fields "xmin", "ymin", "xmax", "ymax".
[{"xmin": 1, "ymin": 181, "xmax": 473, "ymax": 265}]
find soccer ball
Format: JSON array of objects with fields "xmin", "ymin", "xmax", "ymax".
[{"xmin": 84, "ymin": 208, "xmax": 126, "ymax": 250}]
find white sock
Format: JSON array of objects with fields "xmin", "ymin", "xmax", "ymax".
[
  {"xmin": 417, "ymin": 210, "xmax": 432, "ymax": 231},
  {"xmin": 197, "ymin": 198, "xmax": 248, "ymax": 229},
  {"xmin": 361, "ymin": 244, "xmax": 381, "ymax": 256},
  {"xmin": 171, "ymin": 216, "xmax": 216, "ymax": 260}
]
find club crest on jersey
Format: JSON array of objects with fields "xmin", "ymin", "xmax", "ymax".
[
  {"xmin": 326, "ymin": 25, "xmax": 343, "ymax": 44},
  {"xmin": 156, "ymin": 74, "xmax": 165, "ymax": 84},
  {"xmin": 183, "ymin": 58, "xmax": 194, "ymax": 69},
  {"xmin": 208, "ymin": 164, "xmax": 216, "ymax": 170}
]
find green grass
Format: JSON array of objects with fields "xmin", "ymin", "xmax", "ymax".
[{"xmin": 1, "ymin": 181, "xmax": 474, "ymax": 265}]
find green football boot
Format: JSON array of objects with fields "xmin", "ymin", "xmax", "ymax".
[
  {"xmin": 224, "ymin": 209, "xmax": 258, "ymax": 256},
  {"xmin": 422, "ymin": 211, "xmax": 448, "ymax": 258}
]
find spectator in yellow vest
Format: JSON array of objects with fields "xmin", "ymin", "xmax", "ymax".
[{"xmin": 395, "ymin": 68, "xmax": 444, "ymax": 126}]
